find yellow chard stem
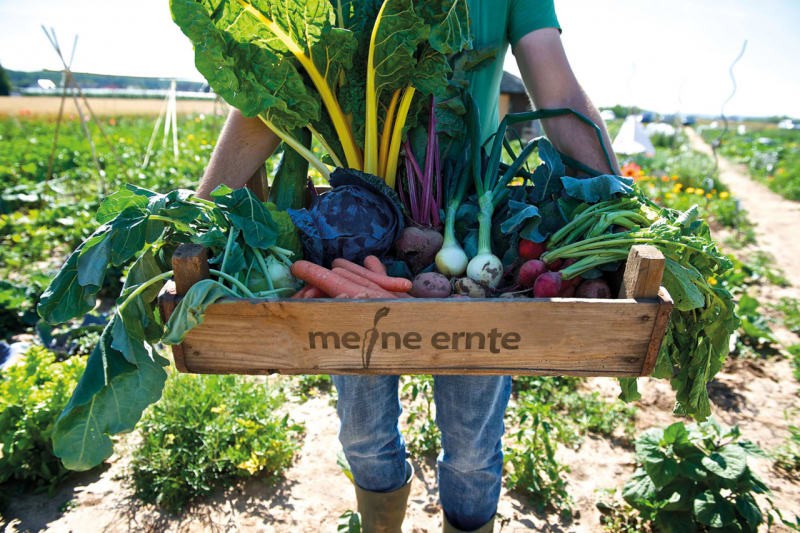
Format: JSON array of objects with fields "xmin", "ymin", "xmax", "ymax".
[
  {"xmin": 378, "ymin": 89, "xmax": 401, "ymax": 178},
  {"xmin": 385, "ymin": 85, "xmax": 416, "ymax": 189},
  {"xmin": 258, "ymin": 116, "xmax": 331, "ymax": 180},
  {"xmin": 365, "ymin": 0, "xmax": 390, "ymax": 176},
  {"xmin": 237, "ymin": 0, "xmax": 362, "ymax": 170}
]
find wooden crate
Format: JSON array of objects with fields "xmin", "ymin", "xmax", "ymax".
[{"xmin": 158, "ymin": 244, "xmax": 673, "ymax": 377}]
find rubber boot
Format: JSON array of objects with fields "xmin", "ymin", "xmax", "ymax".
[
  {"xmin": 353, "ymin": 461, "xmax": 413, "ymax": 533},
  {"xmin": 442, "ymin": 513, "xmax": 495, "ymax": 533}
]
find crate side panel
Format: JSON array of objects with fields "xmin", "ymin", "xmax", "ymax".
[{"xmin": 179, "ymin": 299, "xmax": 659, "ymax": 375}]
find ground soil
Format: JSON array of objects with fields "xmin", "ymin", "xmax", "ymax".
[{"xmin": 2, "ymin": 142, "xmax": 799, "ymax": 532}]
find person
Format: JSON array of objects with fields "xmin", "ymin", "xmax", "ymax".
[{"xmin": 197, "ymin": 2, "xmax": 619, "ymax": 531}]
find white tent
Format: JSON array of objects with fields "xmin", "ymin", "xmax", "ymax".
[{"xmin": 612, "ymin": 115, "xmax": 655, "ymax": 156}]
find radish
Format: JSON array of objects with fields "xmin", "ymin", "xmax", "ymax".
[
  {"xmin": 533, "ymin": 271, "xmax": 562, "ymax": 298},
  {"xmin": 518, "ymin": 239, "xmax": 545, "ymax": 260},
  {"xmin": 558, "ymin": 284, "xmax": 576, "ymax": 297},
  {"xmin": 518, "ymin": 260, "xmax": 547, "ymax": 288},
  {"xmin": 547, "ymin": 258, "xmax": 563, "ymax": 271}
]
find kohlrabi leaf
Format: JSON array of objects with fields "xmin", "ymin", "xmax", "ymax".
[
  {"xmin": 561, "ymin": 174, "xmax": 634, "ymax": 203},
  {"xmin": 212, "ymin": 187, "xmax": 278, "ymax": 249},
  {"xmin": 162, "ymin": 279, "xmax": 236, "ymax": 345},
  {"xmin": 38, "ymin": 247, "xmax": 99, "ymax": 324},
  {"xmin": 51, "ymin": 319, "xmax": 168, "ymax": 471}
]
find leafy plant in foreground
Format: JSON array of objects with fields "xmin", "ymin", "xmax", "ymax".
[
  {"xmin": 0, "ymin": 347, "xmax": 85, "ymax": 498},
  {"xmin": 128, "ymin": 373, "xmax": 303, "ymax": 513},
  {"xmin": 38, "ymin": 184, "xmax": 301, "ymax": 471},
  {"xmin": 622, "ymin": 419, "xmax": 784, "ymax": 532},
  {"xmin": 401, "ymin": 375, "xmax": 441, "ymax": 456}
]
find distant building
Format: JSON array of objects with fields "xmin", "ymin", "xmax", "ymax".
[{"xmin": 499, "ymin": 71, "xmax": 541, "ymax": 138}]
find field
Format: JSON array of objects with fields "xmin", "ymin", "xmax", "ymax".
[
  {"xmin": 2, "ymin": 113, "xmax": 800, "ymax": 532},
  {"xmin": 700, "ymin": 125, "xmax": 800, "ymax": 201},
  {"xmin": 0, "ymin": 96, "xmax": 220, "ymax": 118}
]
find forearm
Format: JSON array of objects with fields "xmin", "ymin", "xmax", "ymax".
[
  {"xmin": 196, "ymin": 109, "xmax": 281, "ymax": 199},
  {"xmin": 513, "ymin": 29, "xmax": 620, "ymax": 176},
  {"xmin": 537, "ymin": 86, "xmax": 619, "ymax": 175}
]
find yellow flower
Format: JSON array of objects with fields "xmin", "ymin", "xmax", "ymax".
[
  {"xmin": 706, "ymin": 193, "xmax": 713, "ymax": 199},
  {"xmin": 661, "ymin": 176, "xmax": 670, "ymax": 182},
  {"xmin": 671, "ymin": 175, "xmax": 679, "ymax": 180},
  {"xmin": 686, "ymin": 187, "xmax": 696, "ymax": 194},
  {"xmin": 187, "ymin": 134, "xmax": 194, "ymax": 140},
  {"xmin": 777, "ymin": 167, "xmax": 785, "ymax": 175},
  {"xmin": 720, "ymin": 191, "xmax": 730, "ymax": 199},
  {"xmin": 707, "ymin": 277, "xmax": 717, "ymax": 286},
  {"xmin": 665, "ymin": 193, "xmax": 674, "ymax": 198},
  {"xmin": 695, "ymin": 188, "xmax": 704, "ymax": 196}
]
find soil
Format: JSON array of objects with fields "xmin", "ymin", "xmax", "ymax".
[{"xmin": 2, "ymin": 143, "xmax": 800, "ymax": 532}]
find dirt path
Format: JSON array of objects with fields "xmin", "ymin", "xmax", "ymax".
[{"xmin": 687, "ymin": 127, "xmax": 800, "ymax": 295}]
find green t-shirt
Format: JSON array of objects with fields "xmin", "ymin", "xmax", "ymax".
[{"xmin": 466, "ymin": 0, "xmax": 560, "ymax": 142}]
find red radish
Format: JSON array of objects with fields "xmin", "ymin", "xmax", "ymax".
[
  {"xmin": 518, "ymin": 239, "xmax": 545, "ymax": 260},
  {"xmin": 518, "ymin": 260, "xmax": 547, "ymax": 288},
  {"xmin": 533, "ymin": 271, "xmax": 562, "ymax": 297},
  {"xmin": 561, "ymin": 258, "xmax": 577, "ymax": 269},
  {"xmin": 575, "ymin": 279, "xmax": 612, "ymax": 299},
  {"xmin": 564, "ymin": 275, "xmax": 583, "ymax": 289},
  {"xmin": 547, "ymin": 258, "xmax": 563, "ymax": 271}
]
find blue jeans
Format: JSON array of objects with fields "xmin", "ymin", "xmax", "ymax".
[{"xmin": 332, "ymin": 375, "xmax": 511, "ymax": 531}]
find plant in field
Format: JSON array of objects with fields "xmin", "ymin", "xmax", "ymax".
[
  {"xmin": 401, "ymin": 375, "xmax": 441, "ymax": 456},
  {"xmin": 128, "ymin": 373, "xmax": 303, "ymax": 513},
  {"xmin": 595, "ymin": 488, "xmax": 651, "ymax": 533},
  {"xmin": 0, "ymin": 347, "xmax": 85, "ymax": 501},
  {"xmin": 773, "ymin": 410, "xmax": 800, "ymax": 479},
  {"xmin": 504, "ymin": 400, "xmax": 572, "ymax": 517},
  {"xmin": 773, "ymin": 297, "xmax": 800, "ymax": 336},
  {"xmin": 622, "ymin": 418, "xmax": 795, "ymax": 532},
  {"xmin": 731, "ymin": 294, "xmax": 778, "ymax": 357},
  {"xmin": 337, "ymin": 510, "xmax": 362, "ymax": 532}
]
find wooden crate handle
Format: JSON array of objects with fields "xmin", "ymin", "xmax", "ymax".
[
  {"xmin": 172, "ymin": 243, "xmax": 210, "ymax": 296},
  {"xmin": 619, "ymin": 245, "xmax": 665, "ymax": 299}
]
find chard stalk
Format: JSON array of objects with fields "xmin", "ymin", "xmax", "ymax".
[
  {"xmin": 365, "ymin": 0, "xmax": 390, "ymax": 175},
  {"xmin": 259, "ymin": 116, "xmax": 331, "ymax": 179},
  {"xmin": 237, "ymin": 0, "xmax": 361, "ymax": 169},
  {"xmin": 385, "ymin": 86, "xmax": 416, "ymax": 187},
  {"xmin": 307, "ymin": 124, "xmax": 343, "ymax": 168},
  {"xmin": 378, "ymin": 89, "xmax": 401, "ymax": 178}
]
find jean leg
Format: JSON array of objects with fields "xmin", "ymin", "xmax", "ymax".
[
  {"xmin": 433, "ymin": 375, "xmax": 511, "ymax": 531},
  {"xmin": 332, "ymin": 374, "xmax": 408, "ymax": 492}
]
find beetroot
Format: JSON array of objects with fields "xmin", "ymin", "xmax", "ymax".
[
  {"xmin": 518, "ymin": 260, "xmax": 547, "ymax": 288},
  {"xmin": 547, "ymin": 258, "xmax": 563, "ymax": 271},
  {"xmin": 409, "ymin": 272, "xmax": 451, "ymax": 298},
  {"xmin": 518, "ymin": 239, "xmax": 545, "ymax": 260},
  {"xmin": 394, "ymin": 226, "xmax": 443, "ymax": 273},
  {"xmin": 533, "ymin": 271, "xmax": 562, "ymax": 297},
  {"xmin": 558, "ymin": 284, "xmax": 576, "ymax": 297},
  {"xmin": 575, "ymin": 279, "xmax": 612, "ymax": 299}
]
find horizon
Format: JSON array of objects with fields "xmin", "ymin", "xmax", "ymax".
[{"xmin": 1, "ymin": 0, "xmax": 798, "ymax": 118}]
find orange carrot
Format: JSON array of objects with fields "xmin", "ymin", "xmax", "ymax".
[
  {"xmin": 292, "ymin": 285, "xmax": 313, "ymax": 298},
  {"xmin": 331, "ymin": 258, "xmax": 412, "ymax": 293},
  {"xmin": 290, "ymin": 261, "xmax": 389, "ymax": 299},
  {"xmin": 332, "ymin": 267, "xmax": 395, "ymax": 298},
  {"xmin": 303, "ymin": 286, "xmax": 325, "ymax": 298},
  {"xmin": 363, "ymin": 255, "xmax": 387, "ymax": 275}
]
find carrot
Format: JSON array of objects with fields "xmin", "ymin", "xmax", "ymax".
[
  {"xmin": 332, "ymin": 267, "xmax": 396, "ymax": 298},
  {"xmin": 331, "ymin": 258, "xmax": 412, "ymax": 293},
  {"xmin": 292, "ymin": 285, "xmax": 313, "ymax": 298},
  {"xmin": 303, "ymin": 286, "xmax": 325, "ymax": 298},
  {"xmin": 363, "ymin": 255, "xmax": 387, "ymax": 275},
  {"xmin": 290, "ymin": 261, "xmax": 389, "ymax": 299}
]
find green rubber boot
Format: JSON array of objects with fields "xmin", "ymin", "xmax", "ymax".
[
  {"xmin": 442, "ymin": 513, "xmax": 495, "ymax": 533},
  {"xmin": 353, "ymin": 461, "xmax": 413, "ymax": 533}
]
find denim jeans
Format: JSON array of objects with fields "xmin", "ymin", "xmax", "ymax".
[{"xmin": 332, "ymin": 374, "xmax": 512, "ymax": 531}]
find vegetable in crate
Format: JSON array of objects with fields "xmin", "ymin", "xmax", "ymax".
[
  {"xmin": 170, "ymin": 0, "xmax": 471, "ymax": 186},
  {"xmin": 37, "ymin": 184, "xmax": 301, "ymax": 470}
]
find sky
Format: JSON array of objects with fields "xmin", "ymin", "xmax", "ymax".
[{"xmin": 1, "ymin": 0, "xmax": 798, "ymax": 118}]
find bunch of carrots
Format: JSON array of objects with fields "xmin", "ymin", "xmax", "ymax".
[{"xmin": 290, "ymin": 256, "xmax": 412, "ymax": 299}]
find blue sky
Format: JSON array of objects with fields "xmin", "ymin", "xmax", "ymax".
[{"xmin": 1, "ymin": 0, "xmax": 798, "ymax": 117}]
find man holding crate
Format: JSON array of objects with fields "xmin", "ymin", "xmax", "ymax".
[{"xmin": 198, "ymin": 1, "xmax": 618, "ymax": 531}]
